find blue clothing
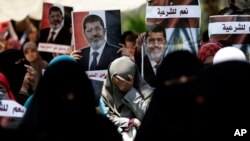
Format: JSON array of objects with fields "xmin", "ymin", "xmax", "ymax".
[
  {"xmin": 24, "ymin": 95, "xmax": 33, "ymax": 108},
  {"xmin": 99, "ymin": 98, "xmax": 108, "ymax": 117}
]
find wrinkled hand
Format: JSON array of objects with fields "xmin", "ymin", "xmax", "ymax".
[
  {"xmin": 112, "ymin": 74, "xmax": 134, "ymax": 93},
  {"xmin": 117, "ymin": 43, "xmax": 129, "ymax": 56},
  {"xmin": 25, "ymin": 65, "xmax": 37, "ymax": 86},
  {"xmin": 70, "ymin": 50, "xmax": 82, "ymax": 61},
  {"xmin": 20, "ymin": 65, "xmax": 38, "ymax": 93},
  {"xmin": 133, "ymin": 118, "xmax": 141, "ymax": 128},
  {"xmin": 135, "ymin": 32, "xmax": 146, "ymax": 53}
]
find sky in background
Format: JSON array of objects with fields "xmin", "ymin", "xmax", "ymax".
[
  {"xmin": 45, "ymin": 0, "xmax": 147, "ymax": 12},
  {"xmin": 0, "ymin": 0, "xmax": 147, "ymax": 22}
]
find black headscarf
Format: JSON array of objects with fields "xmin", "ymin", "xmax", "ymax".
[
  {"xmin": 19, "ymin": 55, "xmax": 121, "ymax": 140},
  {"xmin": 194, "ymin": 61, "xmax": 250, "ymax": 138},
  {"xmin": 217, "ymin": 0, "xmax": 250, "ymax": 15},
  {"xmin": 135, "ymin": 50, "xmax": 203, "ymax": 141},
  {"xmin": 0, "ymin": 49, "xmax": 28, "ymax": 98},
  {"xmin": 156, "ymin": 50, "xmax": 203, "ymax": 86}
]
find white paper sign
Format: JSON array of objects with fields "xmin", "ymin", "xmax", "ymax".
[
  {"xmin": 209, "ymin": 22, "xmax": 250, "ymax": 36},
  {"xmin": 0, "ymin": 100, "xmax": 26, "ymax": 117},
  {"xmin": 85, "ymin": 70, "xmax": 107, "ymax": 81},
  {"xmin": 146, "ymin": 6, "xmax": 200, "ymax": 18},
  {"xmin": 38, "ymin": 43, "xmax": 72, "ymax": 54}
]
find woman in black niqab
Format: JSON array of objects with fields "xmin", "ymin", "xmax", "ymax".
[{"xmin": 18, "ymin": 55, "xmax": 121, "ymax": 140}]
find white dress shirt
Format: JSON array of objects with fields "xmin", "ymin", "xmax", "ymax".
[
  {"xmin": 47, "ymin": 24, "xmax": 63, "ymax": 42},
  {"xmin": 89, "ymin": 41, "xmax": 106, "ymax": 70}
]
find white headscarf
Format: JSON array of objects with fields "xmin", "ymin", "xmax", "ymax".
[{"xmin": 213, "ymin": 47, "xmax": 246, "ymax": 64}]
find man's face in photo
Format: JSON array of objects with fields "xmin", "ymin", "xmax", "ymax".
[
  {"xmin": 84, "ymin": 21, "xmax": 106, "ymax": 50},
  {"xmin": 146, "ymin": 31, "xmax": 166, "ymax": 62},
  {"xmin": 49, "ymin": 10, "xmax": 63, "ymax": 30},
  {"xmin": 148, "ymin": 0, "xmax": 170, "ymax": 6}
]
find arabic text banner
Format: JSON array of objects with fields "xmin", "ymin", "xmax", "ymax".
[
  {"xmin": 146, "ymin": 0, "xmax": 200, "ymax": 55},
  {"xmin": 209, "ymin": 15, "xmax": 250, "ymax": 60},
  {"xmin": 0, "ymin": 100, "xmax": 26, "ymax": 118}
]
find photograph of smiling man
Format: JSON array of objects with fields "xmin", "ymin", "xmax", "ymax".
[
  {"xmin": 71, "ymin": 10, "xmax": 121, "ymax": 70},
  {"xmin": 38, "ymin": 2, "xmax": 73, "ymax": 62}
]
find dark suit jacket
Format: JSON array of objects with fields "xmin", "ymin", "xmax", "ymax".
[
  {"xmin": 39, "ymin": 27, "xmax": 71, "ymax": 45},
  {"xmin": 79, "ymin": 42, "xmax": 121, "ymax": 70},
  {"xmin": 39, "ymin": 27, "xmax": 72, "ymax": 62},
  {"xmin": 142, "ymin": 56, "xmax": 157, "ymax": 88},
  {"xmin": 135, "ymin": 52, "xmax": 157, "ymax": 88}
]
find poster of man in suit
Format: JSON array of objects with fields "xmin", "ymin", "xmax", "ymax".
[
  {"xmin": 38, "ymin": 2, "xmax": 73, "ymax": 62},
  {"xmin": 146, "ymin": 0, "xmax": 200, "ymax": 55},
  {"xmin": 71, "ymin": 10, "xmax": 121, "ymax": 71},
  {"xmin": 72, "ymin": 10, "xmax": 121, "ymax": 50},
  {"xmin": 71, "ymin": 10, "xmax": 121, "ymax": 100}
]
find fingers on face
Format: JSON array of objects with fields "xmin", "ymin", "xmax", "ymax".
[
  {"xmin": 113, "ymin": 75, "xmax": 133, "ymax": 85},
  {"xmin": 115, "ymin": 75, "xmax": 125, "ymax": 82},
  {"xmin": 128, "ymin": 75, "xmax": 133, "ymax": 81},
  {"xmin": 112, "ymin": 76, "xmax": 120, "ymax": 85}
]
